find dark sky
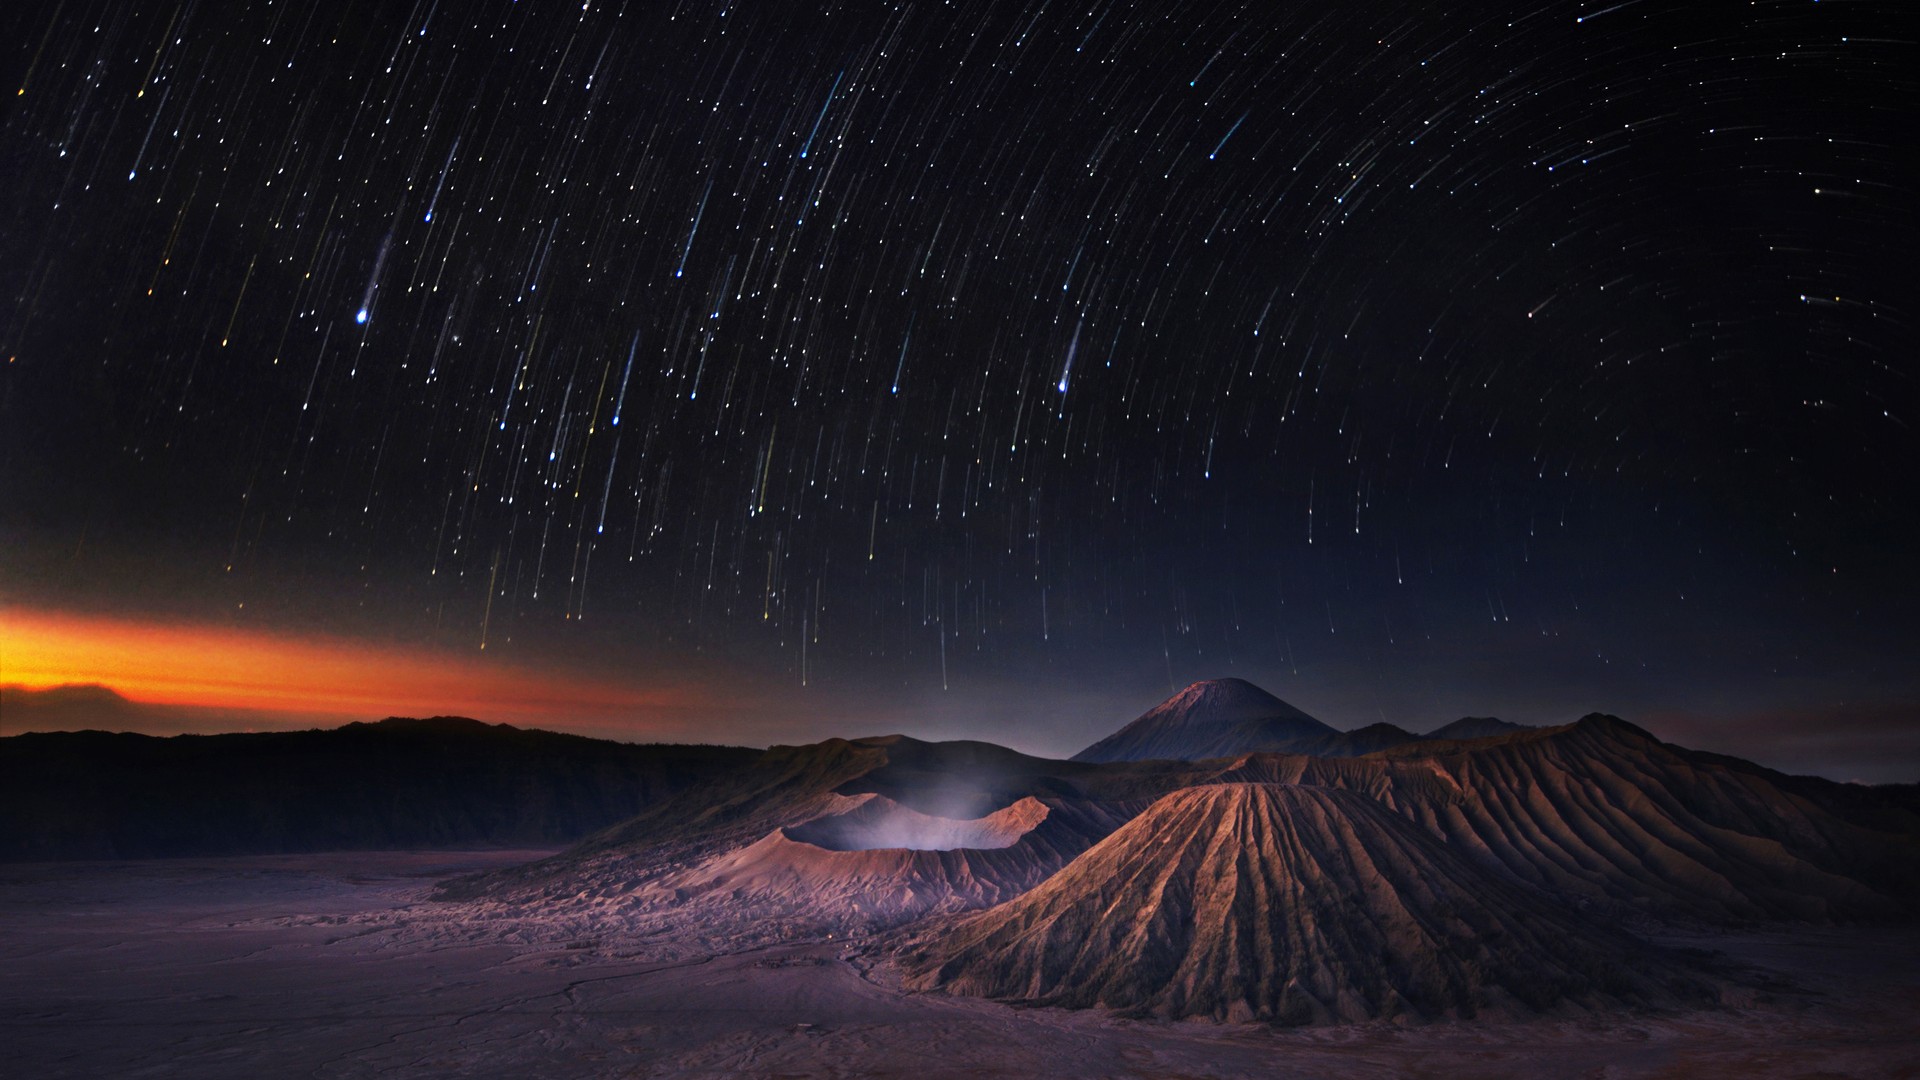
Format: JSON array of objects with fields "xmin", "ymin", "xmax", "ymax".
[{"xmin": 3, "ymin": 1, "xmax": 1915, "ymax": 778}]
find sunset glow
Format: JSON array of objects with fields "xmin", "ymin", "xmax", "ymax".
[{"xmin": 1, "ymin": 608, "xmax": 691, "ymax": 726}]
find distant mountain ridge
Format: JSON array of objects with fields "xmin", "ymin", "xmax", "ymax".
[
  {"xmin": 0, "ymin": 717, "xmax": 757, "ymax": 860},
  {"xmin": 1427, "ymin": 715, "xmax": 1527, "ymax": 740},
  {"xmin": 1070, "ymin": 678, "xmax": 1534, "ymax": 762}
]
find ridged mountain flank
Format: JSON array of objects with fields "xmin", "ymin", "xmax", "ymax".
[
  {"xmin": 1365, "ymin": 714, "xmax": 1920, "ymax": 921},
  {"xmin": 904, "ymin": 783, "xmax": 1714, "ymax": 1023}
]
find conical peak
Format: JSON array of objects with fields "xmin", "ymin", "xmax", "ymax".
[
  {"xmin": 1152, "ymin": 678, "xmax": 1312, "ymax": 726},
  {"xmin": 1071, "ymin": 678, "xmax": 1333, "ymax": 762},
  {"xmin": 1175, "ymin": 677, "xmax": 1278, "ymax": 703}
]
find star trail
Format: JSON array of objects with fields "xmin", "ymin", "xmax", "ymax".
[{"xmin": 2, "ymin": 0, "xmax": 1914, "ymax": 769}]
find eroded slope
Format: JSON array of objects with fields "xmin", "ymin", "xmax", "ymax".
[{"xmin": 904, "ymin": 783, "xmax": 1716, "ymax": 1023}]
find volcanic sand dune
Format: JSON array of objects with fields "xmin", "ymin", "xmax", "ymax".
[{"xmin": 905, "ymin": 783, "xmax": 1717, "ymax": 1024}]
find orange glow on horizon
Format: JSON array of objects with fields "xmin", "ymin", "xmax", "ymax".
[{"xmin": 1, "ymin": 607, "xmax": 695, "ymax": 726}]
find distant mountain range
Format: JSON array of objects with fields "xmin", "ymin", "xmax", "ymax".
[
  {"xmin": 15, "ymin": 679, "xmax": 1920, "ymax": 1024},
  {"xmin": 1071, "ymin": 677, "xmax": 1527, "ymax": 762},
  {"xmin": 0, "ymin": 717, "xmax": 754, "ymax": 860}
]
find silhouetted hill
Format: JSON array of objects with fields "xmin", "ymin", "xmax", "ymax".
[{"xmin": 0, "ymin": 717, "xmax": 757, "ymax": 860}]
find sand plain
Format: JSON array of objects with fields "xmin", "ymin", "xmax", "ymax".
[{"xmin": 2, "ymin": 851, "xmax": 1915, "ymax": 1078}]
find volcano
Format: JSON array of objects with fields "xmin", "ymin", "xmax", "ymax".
[
  {"xmin": 1070, "ymin": 678, "xmax": 1347, "ymax": 762},
  {"xmin": 652, "ymin": 793, "xmax": 1142, "ymax": 930},
  {"xmin": 904, "ymin": 783, "xmax": 1714, "ymax": 1023},
  {"xmin": 1425, "ymin": 716, "xmax": 1528, "ymax": 741}
]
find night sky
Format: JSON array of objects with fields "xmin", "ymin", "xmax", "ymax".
[{"xmin": 3, "ymin": 1, "xmax": 1915, "ymax": 779}]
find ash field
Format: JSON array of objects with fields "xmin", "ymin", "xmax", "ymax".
[{"xmin": 5, "ymin": 679, "xmax": 1919, "ymax": 1077}]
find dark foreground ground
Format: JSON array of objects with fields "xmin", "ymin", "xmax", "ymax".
[{"xmin": 1, "ymin": 852, "xmax": 1915, "ymax": 1078}]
